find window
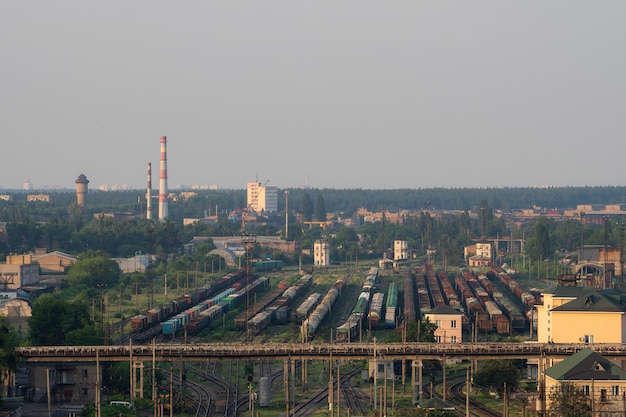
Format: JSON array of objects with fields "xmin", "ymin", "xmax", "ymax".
[
  {"xmin": 435, "ymin": 320, "xmax": 441, "ymax": 328},
  {"xmin": 451, "ymin": 335, "xmax": 457, "ymax": 343},
  {"xmin": 582, "ymin": 385, "xmax": 590, "ymax": 395},
  {"xmin": 82, "ymin": 369, "xmax": 88, "ymax": 378},
  {"xmin": 601, "ymin": 389, "xmax": 607, "ymax": 401},
  {"xmin": 81, "ymin": 388, "xmax": 88, "ymax": 396},
  {"xmin": 436, "ymin": 335, "xmax": 441, "ymax": 343},
  {"xmin": 612, "ymin": 385, "xmax": 620, "ymax": 396},
  {"xmin": 451, "ymin": 320, "xmax": 457, "ymax": 329},
  {"xmin": 377, "ymin": 364, "xmax": 385, "ymax": 373}
]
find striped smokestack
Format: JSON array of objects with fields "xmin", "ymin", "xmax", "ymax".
[
  {"xmin": 158, "ymin": 136, "xmax": 168, "ymax": 221},
  {"xmin": 146, "ymin": 162, "xmax": 152, "ymax": 220}
]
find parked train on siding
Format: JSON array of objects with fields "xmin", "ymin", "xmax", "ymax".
[{"xmin": 129, "ymin": 269, "xmax": 246, "ymax": 336}]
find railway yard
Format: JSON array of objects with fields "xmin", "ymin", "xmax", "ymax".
[{"xmin": 30, "ymin": 261, "xmax": 547, "ymax": 416}]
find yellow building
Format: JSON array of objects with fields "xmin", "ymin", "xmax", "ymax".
[
  {"xmin": 536, "ymin": 287, "xmax": 626, "ymax": 344},
  {"xmin": 32, "ymin": 250, "xmax": 77, "ymax": 274},
  {"xmin": 0, "ymin": 255, "xmax": 39, "ymax": 290},
  {"xmin": 544, "ymin": 349, "xmax": 626, "ymax": 414},
  {"xmin": 424, "ymin": 305, "xmax": 463, "ymax": 343}
]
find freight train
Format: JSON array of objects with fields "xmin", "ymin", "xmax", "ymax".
[
  {"xmin": 336, "ymin": 267, "xmax": 378, "ymax": 342},
  {"xmin": 367, "ymin": 292, "xmax": 385, "ymax": 329},
  {"xmin": 403, "ymin": 270, "xmax": 416, "ymax": 323},
  {"xmin": 336, "ymin": 291, "xmax": 370, "ymax": 342},
  {"xmin": 302, "ymin": 275, "xmax": 350, "ymax": 341},
  {"xmin": 385, "ymin": 282, "xmax": 398, "ymax": 329},
  {"xmin": 295, "ymin": 293, "xmax": 322, "ymax": 324},
  {"xmin": 162, "ymin": 275, "xmax": 270, "ymax": 338},
  {"xmin": 129, "ymin": 269, "xmax": 246, "ymax": 337},
  {"xmin": 245, "ymin": 274, "xmax": 313, "ymax": 334}
]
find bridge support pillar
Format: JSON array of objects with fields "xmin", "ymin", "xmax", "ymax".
[
  {"xmin": 283, "ymin": 358, "xmax": 290, "ymax": 417},
  {"xmin": 411, "ymin": 358, "xmax": 422, "ymax": 404},
  {"xmin": 301, "ymin": 359, "xmax": 308, "ymax": 393},
  {"xmin": 132, "ymin": 361, "xmax": 144, "ymax": 399}
]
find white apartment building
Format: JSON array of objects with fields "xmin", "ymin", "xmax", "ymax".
[
  {"xmin": 247, "ymin": 181, "xmax": 278, "ymax": 213},
  {"xmin": 314, "ymin": 239, "xmax": 331, "ymax": 267},
  {"xmin": 393, "ymin": 240, "xmax": 408, "ymax": 261},
  {"xmin": 476, "ymin": 242, "xmax": 492, "ymax": 259}
]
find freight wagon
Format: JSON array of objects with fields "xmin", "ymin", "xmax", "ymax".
[
  {"xmin": 367, "ymin": 292, "xmax": 385, "ymax": 329},
  {"xmin": 336, "ymin": 291, "xmax": 370, "ymax": 342},
  {"xmin": 302, "ymin": 276, "xmax": 349, "ymax": 341},
  {"xmin": 295, "ymin": 293, "xmax": 322, "ymax": 324},
  {"xmin": 385, "ymin": 282, "xmax": 398, "ymax": 329},
  {"xmin": 130, "ymin": 268, "xmax": 245, "ymax": 337}
]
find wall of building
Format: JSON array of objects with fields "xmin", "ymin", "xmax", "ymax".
[{"xmin": 551, "ymin": 311, "xmax": 625, "ymax": 343}]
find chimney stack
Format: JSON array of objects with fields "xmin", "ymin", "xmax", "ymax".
[
  {"xmin": 146, "ymin": 162, "xmax": 152, "ymax": 220},
  {"xmin": 158, "ymin": 136, "xmax": 168, "ymax": 221}
]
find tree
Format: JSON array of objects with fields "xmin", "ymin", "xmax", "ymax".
[
  {"xmin": 66, "ymin": 250, "xmax": 122, "ymax": 288},
  {"xmin": 0, "ymin": 317, "xmax": 19, "ymax": 376},
  {"xmin": 526, "ymin": 217, "xmax": 553, "ymax": 262},
  {"xmin": 28, "ymin": 294, "xmax": 103, "ymax": 345},
  {"xmin": 314, "ymin": 194, "xmax": 326, "ymax": 222},
  {"xmin": 546, "ymin": 382, "xmax": 592, "ymax": 417},
  {"xmin": 390, "ymin": 318, "xmax": 437, "ymax": 343},
  {"xmin": 302, "ymin": 193, "xmax": 314, "ymax": 222},
  {"xmin": 473, "ymin": 360, "xmax": 522, "ymax": 395}
]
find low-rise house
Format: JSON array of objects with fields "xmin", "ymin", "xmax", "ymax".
[
  {"xmin": 544, "ymin": 349, "xmax": 626, "ymax": 414},
  {"xmin": 424, "ymin": 305, "xmax": 463, "ymax": 343}
]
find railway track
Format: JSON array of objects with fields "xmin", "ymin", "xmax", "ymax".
[
  {"xmin": 293, "ymin": 364, "xmax": 365, "ymax": 417},
  {"xmin": 425, "ymin": 373, "xmax": 502, "ymax": 417},
  {"xmin": 167, "ymin": 370, "xmax": 212, "ymax": 417}
]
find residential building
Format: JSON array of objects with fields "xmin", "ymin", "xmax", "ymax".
[
  {"xmin": 28, "ymin": 363, "xmax": 100, "ymax": 403},
  {"xmin": 543, "ymin": 349, "xmax": 626, "ymax": 414},
  {"xmin": 247, "ymin": 181, "xmax": 278, "ymax": 213},
  {"xmin": 464, "ymin": 242, "xmax": 495, "ymax": 267},
  {"xmin": 26, "ymin": 194, "xmax": 50, "ymax": 203},
  {"xmin": 314, "ymin": 239, "xmax": 330, "ymax": 267},
  {"xmin": 393, "ymin": 240, "xmax": 408, "ymax": 261},
  {"xmin": 536, "ymin": 287, "xmax": 626, "ymax": 344},
  {"xmin": 424, "ymin": 305, "xmax": 463, "ymax": 343}
]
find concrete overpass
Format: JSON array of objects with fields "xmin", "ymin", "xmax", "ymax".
[{"xmin": 16, "ymin": 342, "xmax": 626, "ymax": 363}]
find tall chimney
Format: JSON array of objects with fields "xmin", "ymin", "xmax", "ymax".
[
  {"xmin": 158, "ymin": 136, "xmax": 168, "ymax": 221},
  {"xmin": 146, "ymin": 162, "xmax": 152, "ymax": 220}
]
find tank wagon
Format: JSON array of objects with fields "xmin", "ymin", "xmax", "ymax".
[
  {"xmin": 295, "ymin": 293, "xmax": 322, "ymax": 324},
  {"xmin": 302, "ymin": 276, "xmax": 349, "ymax": 341}
]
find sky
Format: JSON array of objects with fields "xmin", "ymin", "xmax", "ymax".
[{"xmin": 2, "ymin": 1, "xmax": 626, "ymax": 191}]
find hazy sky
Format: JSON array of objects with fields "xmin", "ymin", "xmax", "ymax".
[{"xmin": 2, "ymin": 1, "xmax": 626, "ymax": 190}]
